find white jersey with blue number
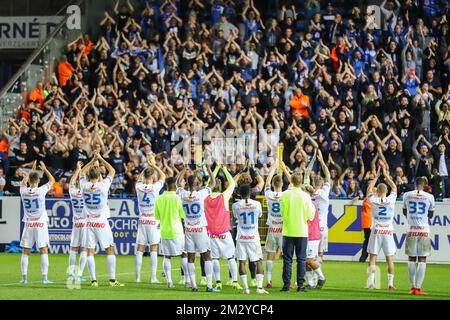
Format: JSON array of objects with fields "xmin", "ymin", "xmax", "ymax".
[
  {"xmin": 69, "ymin": 185, "xmax": 85, "ymax": 221},
  {"xmin": 368, "ymin": 192, "xmax": 397, "ymax": 231},
  {"xmin": 178, "ymin": 187, "xmax": 211, "ymax": 227},
  {"xmin": 264, "ymin": 190, "xmax": 283, "ymax": 227},
  {"xmin": 311, "ymin": 182, "xmax": 331, "ymax": 229},
  {"xmin": 232, "ymin": 199, "xmax": 262, "ymax": 242},
  {"xmin": 136, "ymin": 181, "xmax": 163, "ymax": 220},
  {"xmin": 80, "ymin": 176, "xmax": 112, "ymax": 219},
  {"xmin": 403, "ymin": 190, "xmax": 435, "ymax": 232},
  {"xmin": 20, "ymin": 184, "xmax": 51, "ymax": 222}
]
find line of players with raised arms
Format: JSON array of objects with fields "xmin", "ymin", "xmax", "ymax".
[{"xmin": 18, "ymin": 149, "xmax": 435, "ymax": 295}]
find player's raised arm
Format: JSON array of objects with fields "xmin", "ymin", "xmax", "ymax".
[
  {"xmin": 148, "ymin": 155, "xmax": 166, "ymax": 182},
  {"xmin": 382, "ymin": 167, "xmax": 397, "ymax": 194},
  {"xmin": 265, "ymin": 161, "xmax": 277, "ymax": 191},
  {"xmin": 366, "ymin": 170, "xmax": 380, "ymax": 196},
  {"xmin": 39, "ymin": 161, "xmax": 55, "ymax": 186},
  {"xmin": 205, "ymin": 164, "xmax": 216, "ymax": 191},
  {"xmin": 80, "ymin": 155, "xmax": 97, "ymax": 178},
  {"xmin": 176, "ymin": 165, "xmax": 186, "ymax": 189},
  {"xmin": 96, "ymin": 152, "xmax": 116, "ymax": 178},
  {"xmin": 317, "ymin": 149, "xmax": 330, "ymax": 183},
  {"xmin": 21, "ymin": 161, "xmax": 37, "ymax": 187},
  {"xmin": 280, "ymin": 160, "xmax": 291, "ymax": 183},
  {"xmin": 222, "ymin": 165, "xmax": 236, "ymax": 199},
  {"xmin": 70, "ymin": 161, "xmax": 83, "ymax": 186}
]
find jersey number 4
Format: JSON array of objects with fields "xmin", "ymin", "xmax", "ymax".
[{"xmin": 142, "ymin": 193, "xmax": 152, "ymax": 205}]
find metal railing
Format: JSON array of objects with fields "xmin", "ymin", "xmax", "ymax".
[{"xmin": 0, "ymin": 0, "xmax": 84, "ymax": 131}]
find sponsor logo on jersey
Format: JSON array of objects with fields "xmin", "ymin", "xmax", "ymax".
[
  {"xmin": 208, "ymin": 233, "xmax": 226, "ymax": 239},
  {"xmin": 26, "ymin": 222, "xmax": 44, "ymax": 228},
  {"xmin": 139, "ymin": 219, "xmax": 157, "ymax": 225},
  {"xmin": 239, "ymin": 235, "xmax": 256, "ymax": 240},
  {"xmin": 86, "ymin": 221, "xmax": 106, "ymax": 228},
  {"xmin": 268, "ymin": 227, "xmax": 282, "ymax": 233},
  {"xmin": 186, "ymin": 227, "xmax": 204, "ymax": 233}
]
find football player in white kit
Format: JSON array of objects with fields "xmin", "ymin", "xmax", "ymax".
[
  {"xmin": 20, "ymin": 161, "xmax": 55, "ymax": 284},
  {"xmin": 264, "ymin": 163, "xmax": 284, "ymax": 288},
  {"xmin": 311, "ymin": 149, "xmax": 331, "ymax": 265},
  {"xmin": 232, "ymin": 185, "xmax": 268, "ymax": 295},
  {"xmin": 366, "ymin": 166, "xmax": 397, "ymax": 290},
  {"xmin": 403, "ymin": 177, "xmax": 435, "ymax": 295},
  {"xmin": 177, "ymin": 165, "xmax": 219, "ymax": 292},
  {"xmin": 79, "ymin": 152, "xmax": 124, "ymax": 287},
  {"xmin": 68, "ymin": 161, "xmax": 88, "ymax": 282},
  {"xmin": 135, "ymin": 156, "xmax": 165, "ymax": 284}
]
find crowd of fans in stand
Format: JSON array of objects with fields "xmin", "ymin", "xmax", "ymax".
[{"xmin": 0, "ymin": 0, "xmax": 449, "ymax": 200}]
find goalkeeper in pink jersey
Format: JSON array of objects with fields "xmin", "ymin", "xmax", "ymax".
[
  {"xmin": 303, "ymin": 185, "xmax": 326, "ymax": 289},
  {"xmin": 204, "ymin": 164, "xmax": 242, "ymax": 291}
]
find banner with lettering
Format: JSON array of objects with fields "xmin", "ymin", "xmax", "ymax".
[{"xmin": 0, "ymin": 16, "xmax": 63, "ymax": 48}]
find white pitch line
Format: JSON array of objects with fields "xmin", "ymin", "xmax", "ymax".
[{"xmin": 0, "ymin": 262, "xmax": 231, "ymax": 287}]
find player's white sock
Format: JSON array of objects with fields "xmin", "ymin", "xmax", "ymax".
[
  {"xmin": 107, "ymin": 255, "xmax": 116, "ymax": 280},
  {"xmin": 181, "ymin": 257, "xmax": 190, "ymax": 283},
  {"xmin": 150, "ymin": 251, "xmax": 158, "ymax": 280},
  {"xmin": 368, "ymin": 272, "xmax": 375, "ymax": 286},
  {"xmin": 416, "ymin": 262, "xmax": 426, "ymax": 289},
  {"xmin": 204, "ymin": 260, "xmax": 213, "ymax": 288},
  {"xmin": 163, "ymin": 257, "xmax": 172, "ymax": 284},
  {"xmin": 306, "ymin": 271, "xmax": 315, "ymax": 286},
  {"xmin": 41, "ymin": 254, "xmax": 49, "ymax": 281},
  {"xmin": 256, "ymin": 273, "xmax": 264, "ymax": 289},
  {"xmin": 87, "ymin": 255, "xmax": 96, "ymax": 281},
  {"xmin": 317, "ymin": 255, "xmax": 323, "ymax": 265},
  {"xmin": 21, "ymin": 254, "xmax": 28, "ymax": 279},
  {"xmin": 68, "ymin": 250, "xmax": 77, "ymax": 276},
  {"xmin": 228, "ymin": 258, "xmax": 238, "ymax": 282},
  {"xmin": 266, "ymin": 260, "xmax": 273, "ymax": 283},
  {"xmin": 314, "ymin": 267, "xmax": 325, "ymax": 281},
  {"xmin": 78, "ymin": 251, "xmax": 87, "ymax": 277},
  {"xmin": 135, "ymin": 251, "xmax": 143, "ymax": 281},
  {"xmin": 240, "ymin": 274, "xmax": 248, "ymax": 290},
  {"xmin": 213, "ymin": 259, "xmax": 221, "ymax": 282},
  {"xmin": 188, "ymin": 262, "xmax": 197, "ymax": 288},
  {"xmin": 408, "ymin": 261, "xmax": 416, "ymax": 287},
  {"xmin": 388, "ymin": 274, "xmax": 394, "ymax": 287}
]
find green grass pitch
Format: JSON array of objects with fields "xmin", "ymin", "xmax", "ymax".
[{"xmin": 0, "ymin": 253, "xmax": 449, "ymax": 300}]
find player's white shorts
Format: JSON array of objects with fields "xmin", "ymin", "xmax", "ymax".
[
  {"xmin": 209, "ymin": 232, "xmax": 235, "ymax": 259},
  {"xmin": 160, "ymin": 237, "xmax": 185, "ymax": 256},
  {"xmin": 83, "ymin": 219, "xmax": 115, "ymax": 250},
  {"xmin": 319, "ymin": 226, "xmax": 328, "ymax": 253},
  {"xmin": 185, "ymin": 227, "xmax": 210, "ymax": 254},
  {"xmin": 136, "ymin": 221, "xmax": 160, "ymax": 246},
  {"xmin": 265, "ymin": 231, "xmax": 282, "ymax": 253},
  {"xmin": 405, "ymin": 234, "xmax": 432, "ymax": 257},
  {"xmin": 368, "ymin": 231, "xmax": 396, "ymax": 257},
  {"xmin": 235, "ymin": 241, "xmax": 263, "ymax": 262},
  {"xmin": 307, "ymin": 240, "xmax": 320, "ymax": 259},
  {"xmin": 20, "ymin": 221, "xmax": 49, "ymax": 249},
  {"xmin": 70, "ymin": 219, "xmax": 87, "ymax": 248}
]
